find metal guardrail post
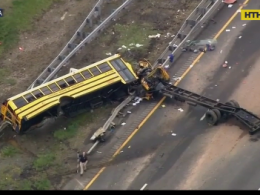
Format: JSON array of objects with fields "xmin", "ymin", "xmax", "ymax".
[{"xmin": 28, "ymin": 0, "xmax": 133, "ymax": 89}]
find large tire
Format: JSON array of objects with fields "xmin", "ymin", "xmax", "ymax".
[
  {"xmin": 229, "ymin": 100, "xmax": 240, "ymax": 108},
  {"xmin": 205, "ymin": 110, "xmax": 218, "ymax": 125},
  {"xmin": 212, "ymin": 109, "xmax": 221, "ymax": 120}
]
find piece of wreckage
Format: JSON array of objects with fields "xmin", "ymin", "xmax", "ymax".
[
  {"xmin": 182, "ymin": 39, "xmax": 217, "ymax": 53},
  {"xmin": 223, "ymin": 0, "xmax": 237, "ymax": 4}
]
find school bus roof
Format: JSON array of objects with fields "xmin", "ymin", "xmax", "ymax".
[
  {"xmin": 7, "ymin": 54, "xmax": 138, "ymax": 117},
  {"xmin": 9, "ymin": 54, "xmax": 135, "ymax": 101}
]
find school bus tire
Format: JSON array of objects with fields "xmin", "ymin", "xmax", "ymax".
[{"xmin": 205, "ymin": 109, "xmax": 218, "ymax": 125}]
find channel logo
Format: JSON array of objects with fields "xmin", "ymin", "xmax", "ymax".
[{"xmin": 241, "ymin": 10, "xmax": 260, "ymax": 20}]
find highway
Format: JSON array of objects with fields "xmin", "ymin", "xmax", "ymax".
[{"xmin": 86, "ymin": 0, "xmax": 260, "ymax": 190}]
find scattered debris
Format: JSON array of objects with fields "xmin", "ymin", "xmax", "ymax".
[
  {"xmin": 97, "ymin": 151, "xmax": 102, "ymax": 154},
  {"xmin": 173, "ymin": 77, "xmax": 181, "ymax": 81},
  {"xmin": 128, "ymin": 146, "xmax": 131, "ymax": 149},
  {"xmin": 121, "ymin": 122, "xmax": 126, "ymax": 126},
  {"xmin": 223, "ymin": 63, "xmax": 227, "ymax": 68},
  {"xmin": 238, "ymin": 36, "xmax": 242, "ymax": 39},
  {"xmin": 237, "ymin": 9, "xmax": 241, "ymax": 13},
  {"xmin": 225, "ymin": 61, "xmax": 228, "ymax": 64},
  {"xmin": 228, "ymin": 4, "xmax": 233, "ymax": 8},
  {"xmin": 162, "ymin": 105, "xmax": 166, "ymax": 108},
  {"xmin": 19, "ymin": 47, "xmax": 24, "ymax": 51},
  {"xmin": 226, "ymin": 29, "xmax": 230, "ymax": 32},
  {"xmin": 148, "ymin": 33, "xmax": 161, "ymax": 39},
  {"xmin": 106, "ymin": 52, "xmax": 112, "ymax": 56},
  {"xmin": 178, "ymin": 108, "xmax": 184, "ymax": 112},
  {"xmin": 127, "ymin": 111, "xmax": 132, "ymax": 114},
  {"xmin": 172, "ymin": 133, "xmax": 177, "ymax": 136},
  {"xmin": 220, "ymin": 50, "xmax": 223, "ymax": 53},
  {"xmin": 216, "ymin": 99, "xmax": 220, "ymax": 102},
  {"xmin": 223, "ymin": 0, "xmax": 237, "ymax": 4},
  {"xmin": 164, "ymin": 64, "xmax": 169, "ymax": 69},
  {"xmin": 136, "ymin": 44, "xmax": 143, "ymax": 48},
  {"xmin": 60, "ymin": 12, "xmax": 68, "ymax": 20},
  {"xmin": 242, "ymin": 24, "xmax": 246, "ymax": 26},
  {"xmin": 232, "ymin": 26, "xmax": 236, "ymax": 28},
  {"xmin": 120, "ymin": 151, "xmax": 123, "ymax": 153},
  {"xmin": 229, "ymin": 66, "xmax": 232, "ymax": 69}
]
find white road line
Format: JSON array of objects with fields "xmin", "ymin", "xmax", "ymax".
[{"xmin": 140, "ymin": 183, "xmax": 148, "ymax": 190}]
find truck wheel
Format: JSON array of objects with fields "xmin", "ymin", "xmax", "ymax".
[
  {"xmin": 223, "ymin": 101, "xmax": 235, "ymax": 119},
  {"xmin": 212, "ymin": 109, "xmax": 221, "ymax": 120},
  {"xmin": 229, "ymin": 100, "xmax": 240, "ymax": 108},
  {"xmin": 205, "ymin": 110, "xmax": 218, "ymax": 125}
]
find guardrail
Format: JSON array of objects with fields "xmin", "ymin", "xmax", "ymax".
[
  {"xmin": 28, "ymin": 0, "xmax": 133, "ymax": 89},
  {"xmin": 153, "ymin": 0, "xmax": 224, "ymax": 68}
]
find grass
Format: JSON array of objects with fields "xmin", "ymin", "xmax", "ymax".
[
  {"xmin": 0, "ymin": 167, "xmax": 51, "ymax": 190},
  {"xmin": 0, "ymin": 0, "xmax": 59, "ymax": 56},
  {"xmin": 114, "ymin": 23, "xmax": 156, "ymax": 48},
  {"xmin": 33, "ymin": 153, "xmax": 56, "ymax": 171},
  {"xmin": 54, "ymin": 123, "xmax": 79, "ymax": 141},
  {"xmin": 53, "ymin": 108, "xmax": 103, "ymax": 141},
  {"xmin": 100, "ymin": 22, "xmax": 157, "ymax": 57},
  {"xmin": 1, "ymin": 145, "xmax": 20, "ymax": 157}
]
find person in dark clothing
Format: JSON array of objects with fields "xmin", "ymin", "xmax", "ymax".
[
  {"xmin": 169, "ymin": 54, "xmax": 174, "ymax": 63},
  {"xmin": 77, "ymin": 152, "xmax": 88, "ymax": 176}
]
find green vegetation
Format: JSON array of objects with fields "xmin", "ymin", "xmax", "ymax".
[
  {"xmin": 1, "ymin": 145, "xmax": 20, "ymax": 157},
  {"xmin": 100, "ymin": 23, "xmax": 157, "ymax": 58},
  {"xmin": 0, "ymin": 0, "xmax": 59, "ymax": 56},
  {"xmin": 114, "ymin": 23, "xmax": 155, "ymax": 49},
  {"xmin": 53, "ymin": 110, "xmax": 101, "ymax": 141},
  {"xmin": 0, "ymin": 166, "xmax": 52, "ymax": 190},
  {"xmin": 54, "ymin": 123, "xmax": 79, "ymax": 141},
  {"xmin": 33, "ymin": 153, "xmax": 56, "ymax": 171},
  {"xmin": 33, "ymin": 177, "xmax": 51, "ymax": 190}
]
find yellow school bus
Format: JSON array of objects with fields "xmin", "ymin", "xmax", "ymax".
[{"xmin": 0, "ymin": 54, "xmax": 138, "ymax": 134}]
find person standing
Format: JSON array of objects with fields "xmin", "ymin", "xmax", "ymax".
[
  {"xmin": 169, "ymin": 54, "xmax": 174, "ymax": 63},
  {"xmin": 77, "ymin": 151, "xmax": 88, "ymax": 176}
]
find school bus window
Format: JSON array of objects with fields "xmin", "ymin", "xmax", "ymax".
[
  {"xmin": 32, "ymin": 89, "xmax": 44, "ymax": 98},
  {"xmin": 89, "ymin": 67, "xmax": 101, "ymax": 76},
  {"xmin": 65, "ymin": 76, "xmax": 76, "ymax": 86},
  {"xmin": 40, "ymin": 86, "xmax": 52, "ymax": 95},
  {"xmin": 98, "ymin": 63, "xmax": 112, "ymax": 73},
  {"xmin": 7, "ymin": 105, "xmax": 13, "ymax": 113},
  {"xmin": 24, "ymin": 93, "xmax": 36, "ymax": 103},
  {"xmin": 81, "ymin": 70, "xmax": 92, "ymax": 79},
  {"xmin": 49, "ymin": 83, "xmax": 60, "ymax": 92},
  {"xmin": 6, "ymin": 110, "xmax": 12, "ymax": 119},
  {"xmin": 13, "ymin": 97, "xmax": 28, "ymax": 108},
  {"xmin": 73, "ymin": 73, "xmax": 85, "ymax": 83},
  {"xmin": 57, "ymin": 80, "xmax": 68, "ymax": 89}
]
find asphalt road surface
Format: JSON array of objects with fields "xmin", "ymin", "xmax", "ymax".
[{"xmin": 87, "ymin": 0, "xmax": 260, "ymax": 190}]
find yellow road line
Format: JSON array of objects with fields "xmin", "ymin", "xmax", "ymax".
[{"xmin": 83, "ymin": 0, "xmax": 249, "ymax": 190}]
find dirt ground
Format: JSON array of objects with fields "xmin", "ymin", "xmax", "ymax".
[{"xmin": 0, "ymin": 0, "xmax": 201, "ymax": 190}]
